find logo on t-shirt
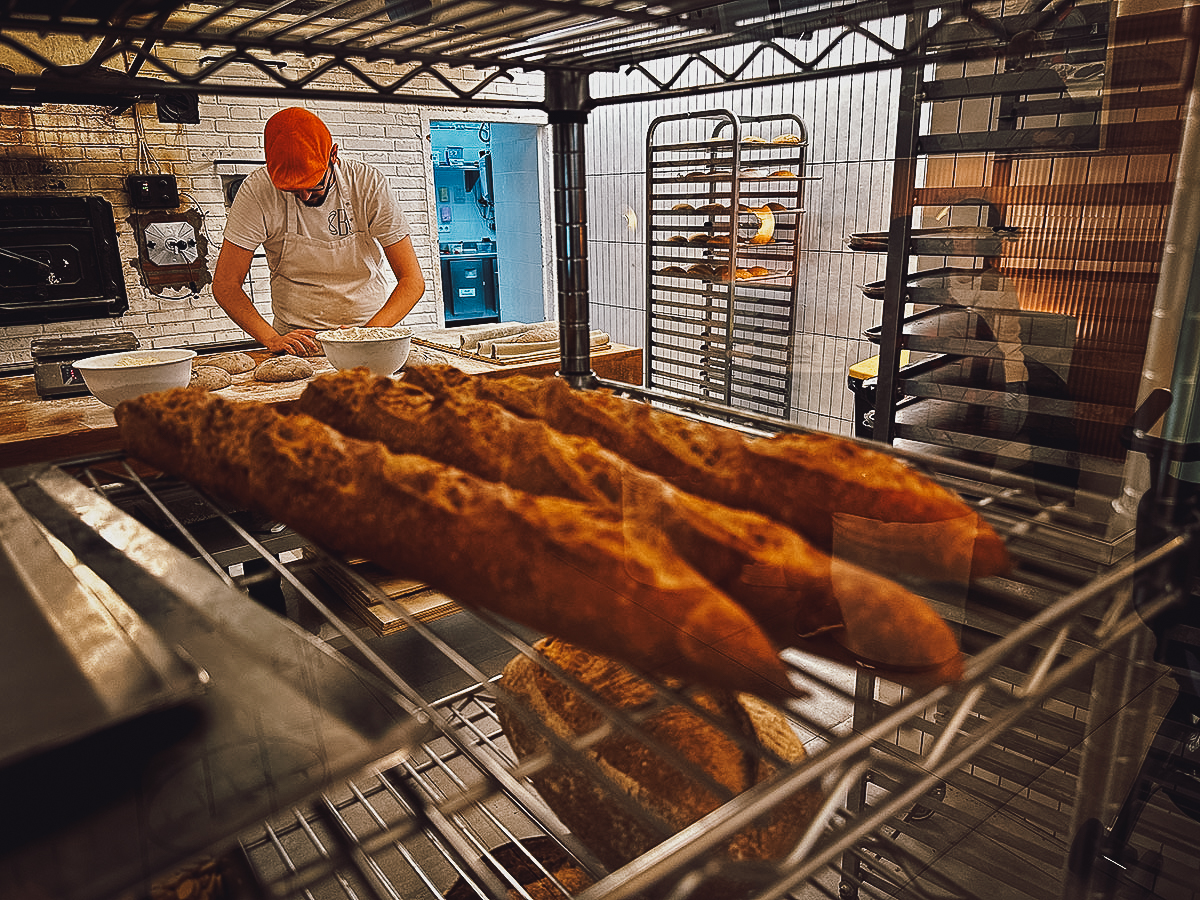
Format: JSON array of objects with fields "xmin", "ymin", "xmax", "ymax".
[{"xmin": 328, "ymin": 207, "xmax": 354, "ymax": 237}]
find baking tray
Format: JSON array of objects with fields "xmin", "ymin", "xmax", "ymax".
[
  {"xmin": 0, "ymin": 463, "xmax": 433, "ymax": 900},
  {"xmin": 0, "ymin": 479, "xmax": 206, "ymax": 770},
  {"xmin": 847, "ymin": 227, "xmax": 1022, "ymax": 256}
]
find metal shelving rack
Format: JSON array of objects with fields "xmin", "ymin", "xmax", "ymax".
[
  {"xmin": 0, "ymin": 417, "xmax": 1191, "ymax": 900},
  {"xmin": 645, "ymin": 110, "xmax": 807, "ymax": 418},
  {"xmin": 861, "ymin": 1, "xmax": 1192, "ymax": 501},
  {"xmin": 2, "ymin": 2, "xmax": 1200, "ymax": 899}
]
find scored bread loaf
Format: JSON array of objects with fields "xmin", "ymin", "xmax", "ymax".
[
  {"xmin": 443, "ymin": 838, "xmax": 594, "ymax": 900},
  {"xmin": 496, "ymin": 638, "xmax": 823, "ymax": 884},
  {"xmin": 403, "ymin": 365, "xmax": 1009, "ymax": 583},
  {"xmin": 298, "ymin": 369, "xmax": 963, "ymax": 679},
  {"xmin": 114, "ymin": 388, "xmax": 793, "ymax": 698}
]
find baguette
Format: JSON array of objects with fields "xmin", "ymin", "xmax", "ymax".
[
  {"xmin": 404, "ymin": 365, "xmax": 1009, "ymax": 583},
  {"xmin": 496, "ymin": 638, "xmax": 823, "ymax": 884},
  {"xmin": 114, "ymin": 389, "xmax": 793, "ymax": 698},
  {"xmin": 298, "ymin": 370, "xmax": 963, "ymax": 678}
]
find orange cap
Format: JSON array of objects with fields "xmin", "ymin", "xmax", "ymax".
[{"xmin": 264, "ymin": 107, "xmax": 333, "ymax": 190}]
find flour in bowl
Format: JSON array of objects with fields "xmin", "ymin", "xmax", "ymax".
[{"xmin": 317, "ymin": 326, "xmax": 412, "ymax": 342}]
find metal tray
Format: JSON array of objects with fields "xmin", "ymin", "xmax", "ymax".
[
  {"xmin": 0, "ymin": 480, "xmax": 206, "ymax": 770},
  {"xmin": 847, "ymin": 227, "xmax": 1022, "ymax": 256},
  {"xmin": 0, "ymin": 463, "xmax": 432, "ymax": 900}
]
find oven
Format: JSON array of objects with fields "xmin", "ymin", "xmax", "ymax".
[{"xmin": 0, "ymin": 194, "xmax": 128, "ymax": 326}]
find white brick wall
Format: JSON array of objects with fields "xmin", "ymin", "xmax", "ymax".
[{"xmin": 0, "ymin": 63, "xmax": 544, "ymax": 367}]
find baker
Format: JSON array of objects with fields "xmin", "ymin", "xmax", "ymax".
[{"xmin": 212, "ymin": 106, "xmax": 426, "ymax": 357}]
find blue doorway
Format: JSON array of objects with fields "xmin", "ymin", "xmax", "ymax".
[{"xmin": 430, "ymin": 120, "xmax": 544, "ymax": 325}]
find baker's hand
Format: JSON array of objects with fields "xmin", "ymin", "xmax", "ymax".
[{"xmin": 264, "ymin": 329, "xmax": 320, "ymax": 357}]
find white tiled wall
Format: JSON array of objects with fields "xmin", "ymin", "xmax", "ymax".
[{"xmin": 584, "ymin": 31, "xmax": 904, "ymax": 434}]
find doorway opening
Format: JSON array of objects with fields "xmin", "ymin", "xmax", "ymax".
[{"xmin": 429, "ymin": 119, "xmax": 544, "ymax": 326}]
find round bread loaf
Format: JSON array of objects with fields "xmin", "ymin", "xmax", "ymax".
[
  {"xmin": 253, "ymin": 356, "xmax": 314, "ymax": 382},
  {"xmin": 444, "ymin": 838, "xmax": 593, "ymax": 900},
  {"xmin": 496, "ymin": 638, "xmax": 823, "ymax": 886},
  {"xmin": 204, "ymin": 352, "xmax": 255, "ymax": 374},
  {"xmin": 190, "ymin": 365, "xmax": 232, "ymax": 392},
  {"xmin": 149, "ymin": 855, "xmax": 227, "ymax": 900}
]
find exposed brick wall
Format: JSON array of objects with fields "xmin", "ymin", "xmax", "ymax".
[{"xmin": 0, "ymin": 57, "xmax": 544, "ymax": 368}]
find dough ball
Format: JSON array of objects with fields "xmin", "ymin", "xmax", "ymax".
[
  {"xmin": 204, "ymin": 352, "xmax": 256, "ymax": 374},
  {"xmin": 189, "ymin": 365, "xmax": 232, "ymax": 392},
  {"xmin": 406, "ymin": 345, "xmax": 449, "ymax": 367},
  {"xmin": 253, "ymin": 355, "xmax": 314, "ymax": 383}
]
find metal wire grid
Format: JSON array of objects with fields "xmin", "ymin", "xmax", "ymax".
[
  {"xmin": 867, "ymin": 1, "xmax": 1182, "ymax": 480},
  {"xmin": 44, "ymin": 421, "xmax": 1191, "ymax": 900},
  {"xmin": 644, "ymin": 111, "xmax": 807, "ymax": 417},
  {"xmin": 0, "ymin": 1, "xmax": 1042, "ymax": 107}
]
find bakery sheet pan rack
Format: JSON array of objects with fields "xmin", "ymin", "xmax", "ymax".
[
  {"xmin": 7, "ymin": 436, "xmax": 1195, "ymax": 900},
  {"xmin": 645, "ymin": 110, "xmax": 808, "ymax": 420}
]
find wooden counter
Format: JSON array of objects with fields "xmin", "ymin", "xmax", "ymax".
[{"xmin": 0, "ymin": 344, "xmax": 643, "ymax": 470}]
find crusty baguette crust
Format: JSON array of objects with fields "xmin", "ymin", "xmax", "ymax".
[
  {"xmin": 297, "ymin": 370, "xmax": 963, "ymax": 676},
  {"xmin": 404, "ymin": 365, "xmax": 1009, "ymax": 582},
  {"xmin": 114, "ymin": 388, "xmax": 792, "ymax": 698},
  {"xmin": 297, "ymin": 369, "xmax": 624, "ymax": 507},
  {"xmin": 496, "ymin": 638, "xmax": 823, "ymax": 878}
]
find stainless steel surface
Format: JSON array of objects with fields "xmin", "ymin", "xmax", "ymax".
[
  {"xmin": 0, "ymin": 480, "xmax": 204, "ymax": 769},
  {"xmin": 0, "ymin": 462, "xmax": 430, "ymax": 900}
]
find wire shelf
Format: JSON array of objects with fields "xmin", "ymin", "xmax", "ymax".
[
  {"xmin": 0, "ymin": 0, "xmax": 1044, "ymax": 107},
  {"xmin": 2, "ymin": 408, "xmax": 1189, "ymax": 900}
]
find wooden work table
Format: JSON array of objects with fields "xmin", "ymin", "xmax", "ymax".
[{"xmin": 0, "ymin": 344, "xmax": 643, "ymax": 469}]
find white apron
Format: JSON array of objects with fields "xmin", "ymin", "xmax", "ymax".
[{"xmin": 270, "ymin": 180, "xmax": 385, "ymax": 333}]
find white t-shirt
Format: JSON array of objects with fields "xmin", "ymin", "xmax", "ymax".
[{"xmin": 223, "ymin": 158, "xmax": 412, "ymax": 331}]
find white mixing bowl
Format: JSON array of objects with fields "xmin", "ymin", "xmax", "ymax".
[
  {"xmin": 73, "ymin": 348, "xmax": 198, "ymax": 407},
  {"xmin": 316, "ymin": 326, "xmax": 412, "ymax": 376}
]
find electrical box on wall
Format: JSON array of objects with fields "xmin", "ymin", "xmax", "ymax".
[
  {"xmin": 156, "ymin": 94, "xmax": 200, "ymax": 125},
  {"xmin": 126, "ymin": 174, "xmax": 180, "ymax": 209},
  {"xmin": 128, "ymin": 209, "xmax": 211, "ymax": 292}
]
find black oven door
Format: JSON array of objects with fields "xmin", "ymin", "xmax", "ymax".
[{"xmin": 0, "ymin": 195, "xmax": 128, "ymax": 326}]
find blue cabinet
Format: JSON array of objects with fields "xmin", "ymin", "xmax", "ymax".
[{"xmin": 441, "ymin": 254, "xmax": 499, "ymax": 325}]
